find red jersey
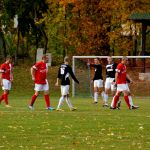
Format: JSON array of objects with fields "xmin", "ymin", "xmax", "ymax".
[
  {"xmin": 32, "ymin": 61, "xmax": 48, "ymax": 84},
  {"xmin": 116, "ymin": 63, "xmax": 126, "ymax": 84},
  {"xmin": 0, "ymin": 63, "xmax": 13, "ymax": 81}
]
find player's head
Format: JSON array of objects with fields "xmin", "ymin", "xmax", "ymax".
[
  {"xmin": 64, "ymin": 56, "xmax": 69, "ymax": 64},
  {"xmin": 42, "ymin": 54, "xmax": 49, "ymax": 63},
  {"xmin": 121, "ymin": 56, "xmax": 128, "ymax": 64},
  {"xmin": 5, "ymin": 55, "xmax": 12, "ymax": 63},
  {"xmin": 107, "ymin": 56, "xmax": 113, "ymax": 64},
  {"xmin": 94, "ymin": 57, "xmax": 100, "ymax": 64}
]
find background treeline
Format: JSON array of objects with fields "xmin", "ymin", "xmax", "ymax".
[{"xmin": 0, "ymin": 0, "xmax": 150, "ymax": 64}]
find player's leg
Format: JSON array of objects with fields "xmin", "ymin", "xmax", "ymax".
[
  {"xmin": 110, "ymin": 90, "xmax": 120, "ymax": 109},
  {"xmin": 123, "ymin": 90, "xmax": 131, "ymax": 109},
  {"xmin": 43, "ymin": 81, "xmax": 54, "ymax": 110},
  {"xmin": 44, "ymin": 90, "xmax": 54, "ymax": 110},
  {"xmin": 64, "ymin": 85, "xmax": 76, "ymax": 111},
  {"xmin": 121, "ymin": 83, "xmax": 134, "ymax": 109},
  {"xmin": 29, "ymin": 83, "xmax": 40, "ymax": 109},
  {"xmin": 93, "ymin": 80, "xmax": 99, "ymax": 103},
  {"xmin": 57, "ymin": 95, "xmax": 65, "ymax": 111},
  {"xmin": 128, "ymin": 93, "xmax": 139, "ymax": 109},
  {"xmin": 0, "ymin": 93, "xmax": 4, "ymax": 103},
  {"xmin": 3, "ymin": 90, "xmax": 10, "ymax": 107},
  {"xmin": 97, "ymin": 79, "xmax": 106, "ymax": 106},
  {"xmin": 127, "ymin": 85, "xmax": 139, "ymax": 109},
  {"xmin": 111, "ymin": 80, "xmax": 117, "ymax": 97},
  {"xmin": 57, "ymin": 85, "xmax": 67, "ymax": 111},
  {"xmin": 2, "ymin": 79, "xmax": 11, "ymax": 107},
  {"xmin": 29, "ymin": 90, "xmax": 39, "ymax": 109},
  {"xmin": 99, "ymin": 87, "xmax": 106, "ymax": 106},
  {"xmin": 104, "ymin": 78, "xmax": 111, "ymax": 106},
  {"xmin": 65, "ymin": 94, "xmax": 76, "ymax": 111}
]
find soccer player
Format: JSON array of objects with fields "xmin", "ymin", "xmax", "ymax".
[
  {"xmin": 114, "ymin": 79, "xmax": 139, "ymax": 109},
  {"xmin": 0, "ymin": 55, "xmax": 13, "ymax": 108},
  {"xmin": 87, "ymin": 57, "xmax": 105, "ymax": 104},
  {"xmin": 55, "ymin": 56, "xmax": 79, "ymax": 111},
  {"xmin": 110, "ymin": 56, "xmax": 139, "ymax": 109},
  {"xmin": 103, "ymin": 56, "xmax": 117, "ymax": 107},
  {"xmin": 28, "ymin": 54, "xmax": 54, "ymax": 110}
]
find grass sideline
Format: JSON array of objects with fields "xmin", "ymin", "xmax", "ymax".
[{"xmin": 0, "ymin": 96, "xmax": 150, "ymax": 150}]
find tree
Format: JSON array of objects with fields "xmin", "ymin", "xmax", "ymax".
[{"xmin": 1, "ymin": 0, "xmax": 49, "ymax": 63}]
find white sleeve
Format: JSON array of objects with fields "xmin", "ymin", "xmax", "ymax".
[
  {"xmin": 32, "ymin": 65, "xmax": 38, "ymax": 70},
  {"xmin": 0, "ymin": 69, "xmax": 4, "ymax": 73}
]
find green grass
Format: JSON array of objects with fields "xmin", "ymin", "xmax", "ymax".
[
  {"xmin": 0, "ymin": 64, "xmax": 149, "ymax": 149},
  {"xmin": 0, "ymin": 96, "xmax": 150, "ymax": 150}
]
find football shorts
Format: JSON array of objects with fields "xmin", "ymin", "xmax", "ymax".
[
  {"xmin": 94, "ymin": 79, "xmax": 103, "ymax": 88},
  {"xmin": 2, "ymin": 79, "xmax": 11, "ymax": 90},
  {"xmin": 34, "ymin": 80, "xmax": 49, "ymax": 91},
  {"xmin": 105, "ymin": 77, "xmax": 116, "ymax": 91},
  {"xmin": 117, "ymin": 83, "xmax": 129, "ymax": 91},
  {"xmin": 61, "ymin": 85, "xmax": 69, "ymax": 95}
]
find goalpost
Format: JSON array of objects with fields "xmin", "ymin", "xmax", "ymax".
[{"xmin": 72, "ymin": 56, "xmax": 150, "ymax": 97}]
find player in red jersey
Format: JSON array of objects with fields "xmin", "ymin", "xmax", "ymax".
[
  {"xmin": 28, "ymin": 54, "xmax": 54, "ymax": 110},
  {"xmin": 0, "ymin": 55, "xmax": 13, "ymax": 108},
  {"xmin": 110, "ymin": 56, "xmax": 138, "ymax": 109}
]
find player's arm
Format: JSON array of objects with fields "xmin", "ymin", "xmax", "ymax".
[
  {"xmin": 69, "ymin": 67, "xmax": 79, "ymax": 84},
  {"xmin": 88, "ymin": 64, "xmax": 95, "ymax": 68},
  {"xmin": 126, "ymin": 74, "xmax": 133, "ymax": 83},
  {"xmin": 10, "ymin": 64, "xmax": 14, "ymax": 81},
  {"xmin": 115, "ymin": 71, "xmax": 119, "ymax": 84},
  {"xmin": 55, "ymin": 78, "xmax": 60, "ymax": 86},
  {"xmin": 0, "ymin": 72, "xmax": 3, "ymax": 86},
  {"xmin": 55, "ymin": 68, "xmax": 61, "ymax": 86},
  {"xmin": 115, "ymin": 64, "xmax": 121, "ymax": 83},
  {"xmin": 31, "ymin": 62, "xmax": 39, "ymax": 81},
  {"xmin": 31, "ymin": 66, "xmax": 36, "ymax": 81},
  {"xmin": 0, "ymin": 65, "xmax": 4, "ymax": 85}
]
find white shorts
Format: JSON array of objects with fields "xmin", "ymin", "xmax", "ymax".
[
  {"xmin": 105, "ymin": 78, "xmax": 116, "ymax": 91},
  {"xmin": 126, "ymin": 84, "xmax": 130, "ymax": 92},
  {"xmin": 34, "ymin": 80, "xmax": 49, "ymax": 91},
  {"xmin": 61, "ymin": 85, "xmax": 69, "ymax": 95},
  {"xmin": 2, "ymin": 79, "xmax": 11, "ymax": 90},
  {"xmin": 94, "ymin": 79, "xmax": 103, "ymax": 88},
  {"xmin": 117, "ymin": 83, "xmax": 129, "ymax": 92}
]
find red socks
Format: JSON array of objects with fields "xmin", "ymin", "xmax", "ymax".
[
  {"xmin": 124, "ymin": 96, "xmax": 130, "ymax": 109},
  {"xmin": 0, "ymin": 94, "xmax": 5, "ymax": 103},
  {"xmin": 44, "ymin": 95, "xmax": 50, "ymax": 107},
  {"xmin": 113, "ymin": 95, "xmax": 119, "ymax": 108},
  {"xmin": 30, "ymin": 94, "xmax": 50, "ymax": 107},
  {"xmin": 4, "ymin": 93, "xmax": 9, "ymax": 105},
  {"xmin": 30, "ymin": 94, "xmax": 38, "ymax": 106}
]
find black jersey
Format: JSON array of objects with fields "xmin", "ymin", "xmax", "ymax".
[
  {"xmin": 90, "ymin": 64, "xmax": 103, "ymax": 80},
  {"xmin": 106, "ymin": 62, "xmax": 117, "ymax": 78},
  {"xmin": 57, "ymin": 64, "xmax": 79, "ymax": 85}
]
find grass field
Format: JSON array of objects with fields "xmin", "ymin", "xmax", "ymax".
[{"xmin": 0, "ymin": 96, "xmax": 150, "ymax": 150}]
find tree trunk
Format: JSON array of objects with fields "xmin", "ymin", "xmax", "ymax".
[
  {"xmin": 42, "ymin": 29, "xmax": 48, "ymax": 54},
  {"xmin": 15, "ymin": 28, "xmax": 20, "ymax": 65},
  {"xmin": 35, "ymin": 32, "xmax": 39, "ymax": 62}
]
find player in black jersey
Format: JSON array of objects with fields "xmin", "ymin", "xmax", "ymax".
[
  {"xmin": 87, "ymin": 57, "xmax": 105, "ymax": 104},
  {"xmin": 55, "ymin": 56, "xmax": 79, "ymax": 111},
  {"xmin": 103, "ymin": 56, "xmax": 117, "ymax": 107}
]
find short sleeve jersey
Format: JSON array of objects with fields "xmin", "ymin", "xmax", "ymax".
[
  {"xmin": 90, "ymin": 64, "xmax": 103, "ymax": 80},
  {"xmin": 0, "ymin": 63, "xmax": 12, "ymax": 81},
  {"xmin": 116, "ymin": 63, "xmax": 127, "ymax": 84},
  {"xmin": 33, "ymin": 61, "xmax": 48, "ymax": 84},
  {"xmin": 57, "ymin": 64, "xmax": 79, "ymax": 85},
  {"xmin": 106, "ymin": 62, "xmax": 117, "ymax": 78}
]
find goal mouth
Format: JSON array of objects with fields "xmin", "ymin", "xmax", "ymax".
[{"xmin": 72, "ymin": 56, "xmax": 150, "ymax": 98}]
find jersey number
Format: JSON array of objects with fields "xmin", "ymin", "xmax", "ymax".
[{"xmin": 60, "ymin": 68, "xmax": 65, "ymax": 75}]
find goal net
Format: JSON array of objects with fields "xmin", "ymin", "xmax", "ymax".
[{"xmin": 72, "ymin": 56, "xmax": 150, "ymax": 98}]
